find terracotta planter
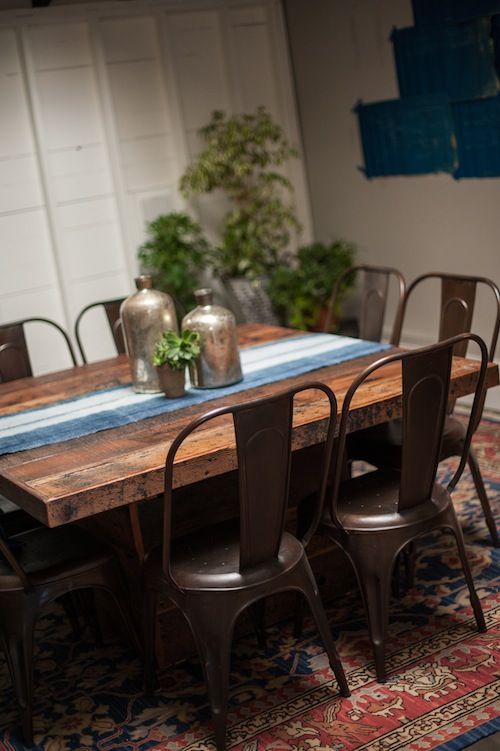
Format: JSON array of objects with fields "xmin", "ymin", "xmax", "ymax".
[
  {"xmin": 156, "ymin": 364, "xmax": 186, "ymax": 398},
  {"xmin": 307, "ymin": 305, "xmax": 331, "ymax": 333}
]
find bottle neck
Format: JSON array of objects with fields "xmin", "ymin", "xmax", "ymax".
[
  {"xmin": 194, "ymin": 288, "xmax": 213, "ymax": 306},
  {"xmin": 135, "ymin": 274, "xmax": 153, "ymax": 290}
]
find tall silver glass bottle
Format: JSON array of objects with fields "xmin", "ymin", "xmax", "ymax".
[
  {"xmin": 120, "ymin": 275, "xmax": 178, "ymax": 393},
  {"xmin": 182, "ymin": 288, "xmax": 243, "ymax": 388}
]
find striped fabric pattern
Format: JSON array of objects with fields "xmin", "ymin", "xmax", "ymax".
[{"xmin": 0, "ymin": 333, "xmax": 390, "ymax": 455}]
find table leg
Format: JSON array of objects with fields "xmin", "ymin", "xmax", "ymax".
[{"xmin": 128, "ymin": 504, "xmax": 145, "ymax": 562}]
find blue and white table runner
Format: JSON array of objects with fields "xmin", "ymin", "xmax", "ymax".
[{"xmin": 0, "ymin": 333, "xmax": 390, "ymax": 455}]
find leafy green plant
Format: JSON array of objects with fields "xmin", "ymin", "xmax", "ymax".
[
  {"xmin": 152, "ymin": 329, "xmax": 201, "ymax": 370},
  {"xmin": 180, "ymin": 107, "xmax": 301, "ymax": 278},
  {"xmin": 268, "ymin": 240, "xmax": 356, "ymax": 330},
  {"xmin": 138, "ymin": 213, "xmax": 212, "ymax": 311}
]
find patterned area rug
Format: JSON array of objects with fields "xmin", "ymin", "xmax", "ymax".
[{"xmin": 0, "ymin": 416, "xmax": 499, "ymax": 751}]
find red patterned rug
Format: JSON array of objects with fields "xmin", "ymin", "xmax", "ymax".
[{"xmin": 0, "ymin": 416, "xmax": 499, "ymax": 751}]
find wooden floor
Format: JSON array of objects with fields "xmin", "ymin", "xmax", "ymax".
[{"xmin": 467, "ymin": 732, "xmax": 500, "ymax": 749}]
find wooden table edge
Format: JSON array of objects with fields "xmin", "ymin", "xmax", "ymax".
[{"xmin": 1, "ymin": 358, "xmax": 496, "ymax": 528}]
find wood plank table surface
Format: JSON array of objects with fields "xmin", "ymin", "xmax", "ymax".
[{"xmin": 0, "ymin": 324, "xmax": 498, "ymax": 533}]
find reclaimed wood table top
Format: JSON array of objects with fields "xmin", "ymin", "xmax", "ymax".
[{"xmin": 0, "ymin": 324, "xmax": 497, "ymax": 528}]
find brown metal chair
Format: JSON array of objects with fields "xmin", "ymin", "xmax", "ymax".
[
  {"xmin": 352, "ymin": 273, "xmax": 500, "ymax": 547},
  {"xmin": 74, "ymin": 297, "xmax": 126, "ymax": 364},
  {"xmin": 0, "ymin": 318, "xmax": 78, "ymax": 533},
  {"xmin": 143, "ymin": 383, "xmax": 350, "ymax": 751},
  {"xmin": 0, "ymin": 521, "xmax": 140, "ymax": 745},
  {"xmin": 0, "ymin": 317, "xmax": 77, "ymax": 383},
  {"xmin": 323, "ymin": 264, "xmax": 406, "ymax": 343},
  {"xmin": 313, "ymin": 333, "xmax": 488, "ymax": 683}
]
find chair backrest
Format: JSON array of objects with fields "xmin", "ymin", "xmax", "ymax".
[
  {"xmin": 327, "ymin": 333, "xmax": 488, "ymax": 525},
  {"xmin": 74, "ymin": 298, "xmax": 126, "ymax": 363},
  {"xmin": 324, "ymin": 264, "xmax": 406, "ymax": 344},
  {"xmin": 0, "ymin": 318, "xmax": 77, "ymax": 383},
  {"xmin": 161, "ymin": 383, "xmax": 337, "ymax": 586},
  {"xmin": 393, "ymin": 273, "xmax": 500, "ymax": 360}
]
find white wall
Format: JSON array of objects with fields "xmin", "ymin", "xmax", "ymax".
[
  {"xmin": 0, "ymin": 0, "xmax": 310, "ymax": 369},
  {"xmin": 285, "ymin": 0, "xmax": 500, "ymax": 409}
]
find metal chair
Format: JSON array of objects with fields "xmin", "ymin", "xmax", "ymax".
[
  {"xmin": 315, "ymin": 333, "xmax": 488, "ymax": 683},
  {"xmin": 0, "ymin": 317, "xmax": 78, "ymax": 533},
  {"xmin": 74, "ymin": 298, "xmax": 126, "ymax": 364},
  {"xmin": 0, "ymin": 317, "xmax": 77, "ymax": 383},
  {"xmin": 323, "ymin": 264, "xmax": 406, "ymax": 343},
  {"xmin": 143, "ymin": 383, "xmax": 350, "ymax": 751},
  {"xmin": 0, "ymin": 318, "xmax": 137, "ymax": 745},
  {"xmin": 0, "ymin": 520, "xmax": 140, "ymax": 744},
  {"xmin": 353, "ymin": 273, "xmax": 500, "ymax": 547}
]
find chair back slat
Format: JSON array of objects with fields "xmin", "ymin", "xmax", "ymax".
[
  {"xmin": 360, "ymin": 271, "xmax": 390, "ymax": 342},
  {"xmin": 0, "ymin": 325, "xmax": 32, "ymax": 381},
  {"xmin": 162, "ymin": 383, "xmax": 337, "ymax": 587},
  {"xmin": 328, "ymin": 334, "xmax": 488, "ymax": 526},
  {"xmin": 104, "ymin": 300, "xmax": 126, "ymax": 354},
  {"xmin": 439, "ymin": 277, "xmax": 476, "ymax": 356},
  {"xmin": 0, "ymin": 318, "xmax": 77, "ymax": 381},
  {"xmin": 394, "ymin": 273, "xmax": 499, "ymax": 423},
  {"xmin": 396, "ymin": 273, "xmax": 500, "ymax": 361},
  {"xmin": 74, "ymin": 298, "xmax": 126, "ymax": 363},
  {"xmin": 325, "ymin": 264, "xmax": 406, "ymax": 345},
  {"xmin": 234, "ymin": 396, "xmax": 293, "ymax": 570},
  {"xmin": 399, "ymin": 346, "xmax": 452, "ymax": 509}
]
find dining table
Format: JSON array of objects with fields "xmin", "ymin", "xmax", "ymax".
[{"xmin": 0, "ymin": 323, "xmax": 497, "ymax": 664}]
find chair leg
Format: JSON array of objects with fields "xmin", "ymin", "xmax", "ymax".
[
  {"xmin": 98, "ymin": 562, "xmax": 142, "ymax": 657},
  {"xmin": 467, "ymin": 449, "xmax": 500, "ymax": 547},
  {"xmin": 346, "ymin": 537, "xmax": 398, "ymax": 683},
  {"xmin": 403, "ymin": 541, "xmax": 418, "ymax": 589},
  {"xmin": 296, "ymin": 559, "xmax": 350, "ymax": 697},
  {"xmin": 63, "ymin": 590, "xmax": 103, "ymax": 645},
  {"xmin": 392, "ymin": 541, "xmax": 418, "ymax": 598},
  {"xmin": 445, "ymin": 512, "xmax": 486, "ymax": 633},
  {"xmin": 85, "ymin": 590, "xmax": 104, "ymax": 646},
  {"xmin": 250, "ymin": 598, "xmax": 267, "ymax": 650},
  {"xmin": 293, "ymin": 591, "xmax": 305, "ymax": 638},
  {"xmin": 60, "ymin": 592, "xmax": 82, "ymax": 638},
  {"xmin": 143, "ymin": 587, "xmax": 158, "ymax": 695},
  {"xmin": 1, "ymin": 605, "xmax": 36, "ymax": 745},
  {"xmin": 184, "ymin": 596, "xmax": 236, "ymax": 751},
  {"xmin": 391, "ymin": 553, "xmax": 402, "ymax": 599}
]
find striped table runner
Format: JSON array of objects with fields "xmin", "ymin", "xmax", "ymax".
[{"xmin": 0, "ymin": 333, "xmax": 390, "ymax": 455}]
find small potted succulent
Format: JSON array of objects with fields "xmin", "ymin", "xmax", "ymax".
[{"xmin": 152, "ymin": 329, "xmax": 201, "ymax": 398}]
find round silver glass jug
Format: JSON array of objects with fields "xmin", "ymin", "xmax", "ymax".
[
  {"xmin": 120, "ymin": 275, "xmax": 178, "ymax": 393},
  {"xmin": 182, "ymin": 288, "xmax": 243, "ymax": 388}
]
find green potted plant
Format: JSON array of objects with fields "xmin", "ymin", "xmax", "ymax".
[
  {"xmin": 179, "ymin": 107, "xmax": 301, "ymax": 321},
  {"xmin": 152, "ymin": 329, "xmax": 201, "ymax": 398},
  {"xmin": 138, "ymin": 213, "xmax": 212, "ymax": 315},
  {"xmin": 268, "ymin": 240, "xmax": 356, "ymax": 331}
]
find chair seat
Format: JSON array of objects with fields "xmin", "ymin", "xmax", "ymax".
[
  {"xmin": 0, "ymin": 525, "xmax": 111, "ymax": 590},
  {"xmin": 145, "ymin": 521, "xmax": 305, "ymax": 592},
  {"xmin": 349, "ymin": 414, "xmax": 467, "ymax": 469},
  {"xmin": 321, "ymin": 469, "xmax": 451, "ymax": 533}
]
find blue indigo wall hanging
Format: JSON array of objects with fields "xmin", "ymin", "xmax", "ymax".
[{"xmin": 356, "ymin": 0, "xmax": 500, "ymax": 178}]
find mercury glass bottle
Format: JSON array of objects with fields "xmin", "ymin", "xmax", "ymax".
[
  {"xmin": 182, "ymin": 288, "xmax": 243, "ymax": 388},
  {"xmin": 120, "ymin": 275, "xmax": 178, "ymax": 393}
]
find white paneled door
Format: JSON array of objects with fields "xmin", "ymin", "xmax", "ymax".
[{"xmin": 0, "ymin": 0, "xmax": 311, "ymax": 369}]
